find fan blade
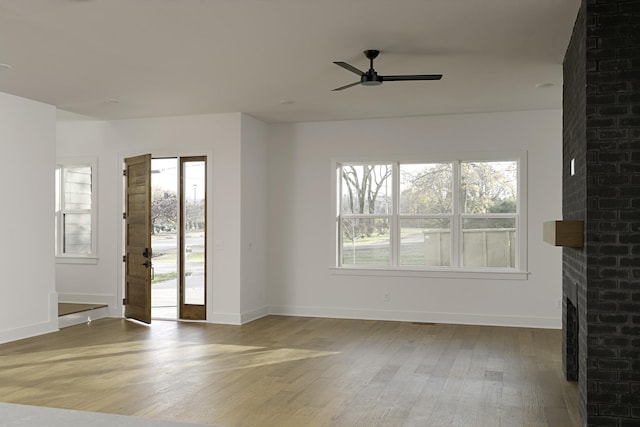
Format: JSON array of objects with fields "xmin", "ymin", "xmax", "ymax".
[
  {"xmin": 334, "ymin": 61, "xmax": 365, "ymax": 76},
  {"xmin": 332, "ymin": 81, "xmax": 362, "ymax": 91},
  {"xmin": 382, "ymin": 74, "xmax": 443, "ymax": 81}
]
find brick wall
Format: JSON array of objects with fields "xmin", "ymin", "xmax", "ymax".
[
  {"xmin": 563, "ymin": 0, "xmax": 587, "ymax": 390},
  {"xmin": 564, "ymin": 2, "xmax": 589, "ymax": 422},
  {"xmin": 563, "ymin": 0, "xmax": 640, "ymax": 425}
]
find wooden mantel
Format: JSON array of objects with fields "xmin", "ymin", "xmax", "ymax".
[{"xmin": 543, "ymin": 220, "xmax": 584, "ymax": 248}]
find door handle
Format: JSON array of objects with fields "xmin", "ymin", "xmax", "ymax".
[
  {"xmin": 143, "ymin": 247, "xmax": 150, "ymax": 258},
  {"xmin": 142, "ymin": 261, "xmax": 154, "ymax": 280}
]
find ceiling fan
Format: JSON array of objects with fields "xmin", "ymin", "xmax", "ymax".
[{"xmin": 332, "ymin": 49, "xmax": 442, "ymax": 91}]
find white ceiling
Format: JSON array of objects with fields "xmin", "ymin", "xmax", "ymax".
[{"xmin": 0, "ymin": 0, "xmax": 580, "ymax": 123}]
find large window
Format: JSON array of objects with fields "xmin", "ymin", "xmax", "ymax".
[
  {"xmin": 336, "ymin": 156, "xmax": 524, "ymax": 272},
  {"xmin": 55, "ymin": 159, "xmax": 97, "ymax": 261}
]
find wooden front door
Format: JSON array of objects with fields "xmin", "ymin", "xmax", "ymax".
[{"xmin": 124, "ymin": 154, "xmax": 152, "ymax": 324}]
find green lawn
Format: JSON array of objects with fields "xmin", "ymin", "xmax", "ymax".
[
  {"xmin": 153, "ymin": 250, "xmax": 204, "ymax": 263},
  {"xmin": 341, "ymin": 228, "xmax": 445, "ymax": 266},
  {"xmin": 341, "ymin": 242, "xmax": 427, "ymax": 265},
  {"xmin": 152, "ymin": 271, "xmax": 178, "ymax": 284}
]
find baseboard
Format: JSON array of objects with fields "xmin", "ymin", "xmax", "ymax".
[
  {"xmin": 268, "ymin": 305, "xmax": 561, "ymax": 329},
  {"xmin": 205, "ymin": 307, "xmax": 268, "ymax": 325},
  {"xmin": 58, "ymin": 307, "xmax": 111, "ymax": 329},
  {"xmin": 207, "ymin": 312, "xmax": 242, "ymax": 325},
  {"xmin": 0, "ymin": 292, "xmax": 59, "ymax": 344},
  {"xmin": 50, "ymin": 291, "xmax": 59, "ymax": 318},
  {"xmin": 241, "ymin": 306, "xmax": 269, "ymax": 324},
  {"xmin": 0, "ymin": 320, "xmax": 58, "ymax": 345}
]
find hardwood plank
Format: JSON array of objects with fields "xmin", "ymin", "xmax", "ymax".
[{"xmin": 0, "ymin": 317, "xmax": 580, "ymax": 427}]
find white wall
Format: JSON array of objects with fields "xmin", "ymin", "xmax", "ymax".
[
  {"xmin": 267, "ymin": 110, "xmax": 563, "ymax": 328},
  {"xmin": 0, "ymin": 92, "xmax": 57, "ymax": 343},
  {"xmin": 55, "ymin": 118, "xmax": 114, "ymax": 309},
  {"xmin": 56, "ymin": 108, "xmax": 562, "ymax": 329},
  {"xmin": 240, "ymin": 114, "xmax": 269, "ymax": 322},
  {"xmin": 56, "ymin": 112, "xmax": 249, "ymax": 323}
]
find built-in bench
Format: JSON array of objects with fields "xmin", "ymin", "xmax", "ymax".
[{"xmin": 58, "ymin": 303, "xmax": 110, "ymax": 328}]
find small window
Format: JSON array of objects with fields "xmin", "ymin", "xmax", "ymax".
[
  {"xmin": 55, "ymin": 159, "xmax": 97, "ymax": 262},
  {"xmin": 335, "ymin": 155, "xmax": 524, "ymax": 273}
]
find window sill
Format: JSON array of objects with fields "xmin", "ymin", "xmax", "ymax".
[
  {"xmin": 330, "ymin": 267, "xmax": 529, "ymax": 281},
  {"xmin": 56, "ymin": 256, "xmax": 98, "ymax": 265}
]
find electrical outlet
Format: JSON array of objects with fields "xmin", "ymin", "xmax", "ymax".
[{"xmin": 384, "ymin": 292, "xmax": 390, "ymax": 302}]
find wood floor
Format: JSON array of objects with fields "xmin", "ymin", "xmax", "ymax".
[{"xmin": 0, "ymin": 316, "xmax": 579, "ymax": 427}]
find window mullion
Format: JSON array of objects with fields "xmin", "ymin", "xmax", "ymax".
[
  {"xmin": 391, "ymin": 162, "xmax": 400, "ymax": 267},
  {"xmin": 337, "ymin": 164, "xmax": 342, "ymax": 267},
  {"xmin": 451, "ymin": 160, "xmax": 461, "ymax": 268},
  {"xmin": 91, "ymin": 169, "xmax": 97, "ymax": 257},
  {"xmin": 58, "ymin": 168, "xmax": 66, "ymax": 256}
]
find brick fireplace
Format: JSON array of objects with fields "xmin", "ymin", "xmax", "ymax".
[{"xmin": 562, "ymin": 0, "xmax": 640, "ymax": 425}]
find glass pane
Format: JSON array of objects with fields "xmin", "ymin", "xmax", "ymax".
[
  {"xmin": 400, "ymin": 218, "xmax": 451, "ymax": 266},
  {"xmin": 340, "ymin": 217, "xmax": 390, "ymax": 265},
  {"xmin": 63, "ymin": 212, "xmax": 91, "ymax": 254},
  {"xmin": 462, "ymin": 218, "xmax": 516, "ymax": 268},
  {"xmin": 184, "ymin": 160, "xmax": 206, "ymax": 305},
  {"xmin": 151, "ymin": 158, "xmax": 178, "ymax": 319},
  {"xmin": 340, "ymin": 164, "xmax": 392, "ymax": 214},
  {"xmin": 461, "ymin": 161, "xmax": 517, "ymax": 214},
  {"xmin": 63, "ymin": 166, "xmax": 92, "ymax": 210},
  {"xmin": 400, "ymin": 163, "xmax": 453, "ymax": 214}
]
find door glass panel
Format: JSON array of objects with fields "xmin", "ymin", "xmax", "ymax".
[
  {"xmin": 183, "ymin": 160, "xmax": 206, "ymax": 305},
  {"xmin": 151, "ymin": 158, "xmax": 178, "ymax": 319}
]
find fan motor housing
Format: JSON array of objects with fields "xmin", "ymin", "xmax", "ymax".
[{"xmin": 361, "ymin": 71, "xmax": 382, "ymax": 86}]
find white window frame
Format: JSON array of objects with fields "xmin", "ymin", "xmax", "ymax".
[
  {"xmin": 331, "ymin": 151, "xmax": 528, "ymax": 280},
  {"xmin": 55, "ymin": 157, "xmax": 98, "ymax": 264}
]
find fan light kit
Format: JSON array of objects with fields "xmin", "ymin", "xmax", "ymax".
[{"xmin": 333, "ymin": 50, "xmax": 442, "ymax": 91}]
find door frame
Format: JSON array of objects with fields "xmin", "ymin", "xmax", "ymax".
[
  {"xmin": 179, "ymin": 156, "xmax": 207, "ymax": 320},
  {"xmin": 117, "ymin": 150, "xmax": 213, "ymax": 322}
]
